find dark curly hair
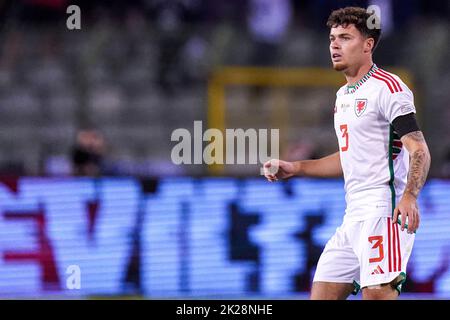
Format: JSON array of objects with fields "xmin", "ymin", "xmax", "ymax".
[{"xmin": 327, "ymin": 7, "xmax": 381, "ymax": 52}]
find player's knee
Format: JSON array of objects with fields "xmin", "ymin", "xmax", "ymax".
[
  {"xmin": 311, "ymin": 282, "xmax": 354, "ymax": 300},
  {"xmin": 362, "ymin": 288, "xmax": 386, "ymax": 300},
  {"xmin": 362, "ymin": 283, "xmax": 398, "ymax": 300}
]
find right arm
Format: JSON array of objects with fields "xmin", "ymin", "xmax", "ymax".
[
  {"xmin": 264, "ymin": 151, "xmax": 342, "ymax": 181},
  {"xmin": 296, "ymin": 151, "xmax": 343, "ymax": 178}
]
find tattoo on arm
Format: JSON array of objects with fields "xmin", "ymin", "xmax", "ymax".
[
  {"xmin": 404, "ymin": 131, "xmax": 425, "ymax": 143},
  {"xmin": 403, "ymin": 131, "xmax": 431, "ymax": 198}
]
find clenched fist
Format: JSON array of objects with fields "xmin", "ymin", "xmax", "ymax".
[{"xmin": 263, "ymin": 159, "xmax": 298, "ymax": 182}]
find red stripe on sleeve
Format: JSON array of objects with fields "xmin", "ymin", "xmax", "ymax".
[
  {"xmin": 378, "ymin": 69, "xmax": 403, "ymax": 92},
  {"xmin": 374, "ymin": 71, "xmax": 399, "ymax": 92},
  {"xmin": 372, "ymin": 73, "xmax": 395, "ymax": 93}
]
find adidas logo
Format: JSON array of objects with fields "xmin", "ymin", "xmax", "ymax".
[{"xmin": 371, "ymin": 265, "xmax": 384, "ymax": 275}]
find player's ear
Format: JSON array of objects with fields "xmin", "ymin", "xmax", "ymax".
[{"xmin": 364, "ymin": 38, "xmax": 374, "ymax": 53}]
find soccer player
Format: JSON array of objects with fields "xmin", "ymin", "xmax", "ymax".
[{"xmin": 263, "ymin": 7, "xmax": 431, "ymax": 300}]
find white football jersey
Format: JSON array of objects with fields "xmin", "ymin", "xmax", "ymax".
[{"xmin": 334, "ymin": 64, "xmax": 416, "ymax": 221}]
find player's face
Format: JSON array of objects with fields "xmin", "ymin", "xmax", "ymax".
[{"xmin": 329, "ymin": 24, "xmax": 368, "ymax": 71}]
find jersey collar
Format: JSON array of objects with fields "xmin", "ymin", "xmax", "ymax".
[{"xmin": 345, "ymin": 64, "xmax": 378, "ymax": 94}]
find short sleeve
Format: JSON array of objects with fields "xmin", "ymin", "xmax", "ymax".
[{"xmin": 379, "ymin": 81, "xmax": 416, "ymax": 124}]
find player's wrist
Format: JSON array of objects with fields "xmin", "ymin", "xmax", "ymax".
[
  {"xmin": 403, "ymin": 189, "xmax": 418, "ymax": 200},
  {"xmin": 293, "ymin": 161, "xmax": 303, "ymax": 176}
]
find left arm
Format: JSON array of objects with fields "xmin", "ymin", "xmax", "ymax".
[
  {"xmin": 394, "ymin": 130, "xmax": 431, "ymax": 233},
  {"xmin": 403, "ymin": 131, "xmax": 431, "ymax": 199}
]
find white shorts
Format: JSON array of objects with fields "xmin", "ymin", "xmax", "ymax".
[{"xmin": 313, "ymin": 216, "xmax": 415, "ymax": 293}]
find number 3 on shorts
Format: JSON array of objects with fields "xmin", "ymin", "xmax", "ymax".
[{"xmin": 368, "ymin": 235, "xmax": 384, "ymax": 263}]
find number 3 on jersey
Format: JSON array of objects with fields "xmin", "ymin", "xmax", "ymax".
[{"xmin": 340, "ymin": 124, "xmax": 349, "ymax": 152}]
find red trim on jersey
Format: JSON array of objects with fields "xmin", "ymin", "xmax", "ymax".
[
  {"xmin": 378, "ymin": 69, "xmax": 403, "ymax": 92},
  {"xmin": 396, "ymin": 223, "xmax": 402, "ymax": 272},
  {"xmin": 372, "ymin": 73, "xmax": 395, "ymax": 93},
  {"xmin": 393, "ymin": 141, "xmax": 403, "ymax": 148},
  {"xmin": 388, "ymin": 217, "xmax": 392, "ymax": 272}
]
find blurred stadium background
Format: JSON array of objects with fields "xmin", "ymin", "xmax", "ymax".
[{"xmin": 0, "ymin": 0, "xmax": 449, "ymax": 299}]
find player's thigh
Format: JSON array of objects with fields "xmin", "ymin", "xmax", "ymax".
[{"xmin": 310, "ymin": 281, "xmax": 355, "ymax": 300}]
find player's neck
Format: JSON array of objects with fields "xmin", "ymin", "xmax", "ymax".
[{"xmin": 344, "ymin": 60, "xmax": 374, "ymax": 86}]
